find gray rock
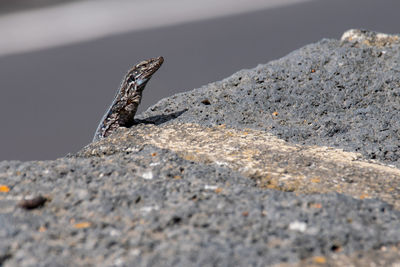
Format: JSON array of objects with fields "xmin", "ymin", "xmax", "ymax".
[
  {"xmin": 1, "ymin": 29, "xmax": 400, "ymax": 266},
  {"xmin": 138, "ymin": 29, "xmax": 400, "ymax": 168}
]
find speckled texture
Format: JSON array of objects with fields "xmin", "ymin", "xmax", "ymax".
[
  {"xmin": 137, "ymin": 29, "xmax": 400, "ymax": 168},
  {"xmin": 1, "ymin": 29, "xmax": 400, "ymax": 266},
  {"xmin": 77, "ymin": 123, "xmax": 400, "ymax": 209},
  {"xmin": 2, "ymin": 146, "xmax": 400, "ymax": 266}
]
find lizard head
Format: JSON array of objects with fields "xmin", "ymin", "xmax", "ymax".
[{"xmin": 124, "ymin": 56, "xmax": 164, "ymax": 92}]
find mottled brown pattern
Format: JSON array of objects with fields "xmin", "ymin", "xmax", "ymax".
[{"xmin": 93, "ymin": 57, "xmax": 164, "ymax": 141}]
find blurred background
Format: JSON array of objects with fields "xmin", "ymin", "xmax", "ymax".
[{"xmin": 0, "ymin": 0, "xmax": 399, "ymax": 161}]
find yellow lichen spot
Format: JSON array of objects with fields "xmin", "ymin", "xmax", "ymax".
[
  {"xmin": 310, "ymin": 178, "xmax": 321, "ymax": 183},
  {"xmin": 173, "ymin": 175, "xmax": 182, "ymax": 180},
  {"xmin": 261, "ymin": 210, "xmax": 267, "ymax": 216},
  {"xmin": 0, "ymin": 185, "xmax": 10, "ymax": 193},
  {"xmin": 310, "ymin": 203, "xmax": 322, "ymax": 209},
  {"xmin": 266, "ymin": 184, "xmax": 280, "ymax": 190},
  {"xmin": 313, "ymin": 256, "xmax": 327, "ymax": 264},
  {"xmin": 359, "ymin": 194, "xmax": 369, "ymax": 200},
  {"xmin": 183, "ymin": 154, "xmax": 198, "ymax": 161},
  {"xmin": 214, "ymin": 188, "xmax": 223, "ymax": 193},
  {"xmin": 362, "ymin": 40, "xmax": 371, "ymax": 46},
  {"xmin": 74, "ymin": 222, "xmax": 91, "ymax": 229},
  {"xmin": 225, "ymin": 132, "xmax": 234, "ymax": 137}
]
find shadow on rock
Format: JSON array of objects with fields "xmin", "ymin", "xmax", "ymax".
[{"xmin": 134, "ymin": 109, "xmax": 187, "ymax": 126}]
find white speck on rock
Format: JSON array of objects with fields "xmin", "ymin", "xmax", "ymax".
[
  {"xmin": 114, "ymin": 258, "xmax": 124, "ymax": 266},
  {"xmin": 109, "ymin": 228, "xmax": 121, "ymax": 237},
  {"xmin": 289, "ymin": 221, "xmax": 307, "ymax": 232},
  {"xmin": 376, "ymin": 33, "xmax": 392, "ymax": 39},
  {"xmin": 341, "ymin": 29, "xmax": 359, "ymax": 41},
  {"xmin": 130, "ymin": 249, "xmax": 141, "ymax": 256},
  {"xmin": 204, "ymin": 185, "xmax": 218, "ymax": 190},
  {"xmin": 142, "ymin": 171, "xmax": 153, "ymax": 180},
  {"xmin": 140, "ymin": 205, "xmax": 159, "ymax": 213}
]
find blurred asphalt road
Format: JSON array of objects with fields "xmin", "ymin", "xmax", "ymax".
[
  {"xmin": 0, "ymin": 0, "xmax": 399, "ymax": 161},
  {"xmin": 0, "ymin": 0, "xmax": 310, "ymax": 56}
]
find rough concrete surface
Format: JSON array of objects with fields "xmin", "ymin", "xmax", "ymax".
[{"xmin": 1, "ymin": 29, "xmax": 400, "ymax": 266}]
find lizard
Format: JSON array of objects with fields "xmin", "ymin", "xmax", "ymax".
[{"xmin": 93, "ymin": 56, "xmax": 164, "ymax": 141}]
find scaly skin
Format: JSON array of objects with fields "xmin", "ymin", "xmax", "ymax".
[{"xmin": 93, "ymin": 56, "xmax": 164, "ymax": 141}]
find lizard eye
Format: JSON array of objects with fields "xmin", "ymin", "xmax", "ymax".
[{"xmin": 127, "ymin": 75, "xmax": 136, "ymax": 83}]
